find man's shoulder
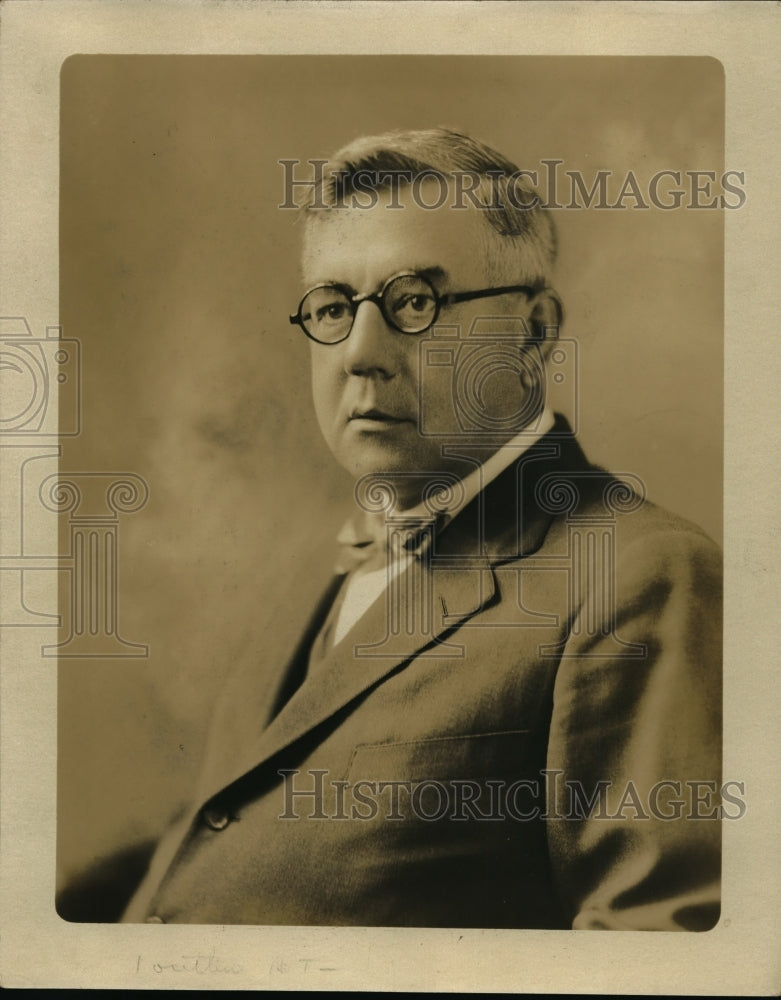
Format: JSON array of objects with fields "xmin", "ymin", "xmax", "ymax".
[
  {"xmin": 510, "ymin": 423, "xmax": 722, "ymax": 589},
  {"xmin": 575, "ymin": 472, "xmax": 718, "ymax": 546},
  {"xmin": 540, "ymin": 421, "xmax": 718, "ymax": 545},
  {"xmin": 556, "ymin": 460, "xmax": 722, "ymax": 606}
]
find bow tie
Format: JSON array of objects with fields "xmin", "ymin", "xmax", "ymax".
[{"xmin": 334, "ymin": 509, "xmax": 451, "ymax": 575}]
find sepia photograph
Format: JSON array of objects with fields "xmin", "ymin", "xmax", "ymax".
[
  {"xmin": 54, "ymin": 54, "xmax": 725, "ymax": 930},
  {"xmin": 0, "ymin": 3, "xmax": 778, "ymax": 993}
]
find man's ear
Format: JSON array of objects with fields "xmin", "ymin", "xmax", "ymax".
[{"xmin": 528, "ymin": 288, "xmax": 564, "ymax": 357}]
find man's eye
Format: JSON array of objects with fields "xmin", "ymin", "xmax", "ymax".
[
  {"xmin": 396, "ymin": 294, "xmax": 434, "ymax": 314},
  {"xmin": 317, "ymin": 302, "xmax": 349, "ymax": 323}
]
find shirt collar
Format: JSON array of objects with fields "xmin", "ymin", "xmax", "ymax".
[
  {"xmin": 335, "ymin": 408, "xmax": 557, "ymax": 571},
  {"xmin": 398, "ymin": 407, "xmax": 556, "ymax": 526}
]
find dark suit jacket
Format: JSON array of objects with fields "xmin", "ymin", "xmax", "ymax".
[{"xmin": 120, "ymin": 416, "xmax": 722, "ymax": 929}]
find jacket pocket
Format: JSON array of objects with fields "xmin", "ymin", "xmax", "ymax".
[{"xmin": 346, "ymin": 730, "xmax": 529, "ymax": 784}]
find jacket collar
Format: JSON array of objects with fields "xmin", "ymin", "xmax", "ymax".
[{"xmin": 414, "ymin": 412, "xmax": 589, "ymax": 564}]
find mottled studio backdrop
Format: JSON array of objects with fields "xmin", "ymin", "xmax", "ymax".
[{"xmin": 58, "ymin": 56, "xmax": 723, "ymax": 886}]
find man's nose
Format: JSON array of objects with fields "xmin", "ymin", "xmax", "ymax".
[{"xmin": 342, "ymin": 300, "xmax": 399, "ymax": 378}]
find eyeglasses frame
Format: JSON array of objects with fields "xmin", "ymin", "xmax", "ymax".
[{"xmin": 289, "ymin": 270, "xmax": 542, "ymax": 345}]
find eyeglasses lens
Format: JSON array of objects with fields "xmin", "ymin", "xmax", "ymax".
[
  {"xmin": 300, "ymin": 287, "xmax": 354, "ymax": 343},
  {"xmin": 384, "ymin": 275, "xmax": 438, "ymax": 333},
  {"xmin": 299, "ymin": 274, "xmax": 439, "ymax": 343}
]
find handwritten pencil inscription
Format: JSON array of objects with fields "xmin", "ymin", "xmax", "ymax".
[{"xmin": 136, "ymin": 950, "xmax": 242, "ymax": 975}]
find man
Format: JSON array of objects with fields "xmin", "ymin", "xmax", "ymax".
[{"xmin": 117, "ymin": 128, "xmax": 722, "ymax": 929}]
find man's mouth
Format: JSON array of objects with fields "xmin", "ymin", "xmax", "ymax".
[{"xmin": 349, "ymin": 407, "xmax": 410, "ymax": 425}]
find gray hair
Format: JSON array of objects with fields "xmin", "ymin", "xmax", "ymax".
[{"xmin": 301, "ymin": 127, "xmax": 557, "ymax": 288}]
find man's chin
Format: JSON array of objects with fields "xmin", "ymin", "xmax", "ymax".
[
  {"xmin": 334, "ymin": 449, "xmax": 469, "ymax": 509},
  {"xmin": 340, "ymin": 458, "xmax": 434, "ymax": 483}
]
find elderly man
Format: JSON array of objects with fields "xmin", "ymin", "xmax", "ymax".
[{"xmin": 117, "ymin": 128, "xmax": 722, "ymax": 930}]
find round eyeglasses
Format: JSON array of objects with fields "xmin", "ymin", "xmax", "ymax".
[{"xmin": 289, "ymin": 271, "xmax": 540, "ymax": 345}]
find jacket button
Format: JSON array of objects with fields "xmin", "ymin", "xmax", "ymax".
[
  {"xmin": 145, "ymin": 915, "xmax": 164, "ymax": 924},
  {"xmin": 202, "ymin": 805, "xmax": 230, "ymax": 830}
]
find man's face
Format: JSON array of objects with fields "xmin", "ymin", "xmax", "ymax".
[{"xmin": 301, "ymin": 183, "xmax": 538, "ymax": 506}]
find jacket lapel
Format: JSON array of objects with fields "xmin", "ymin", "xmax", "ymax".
[
  {"xmin": 196, "ymin": 416, "xmax": 594, "ymax": 807},
  {"xmin": 195, "ymin": 554, "xmax": 496, "ymax": 807}
]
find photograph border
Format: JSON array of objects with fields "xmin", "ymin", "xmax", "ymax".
[{"xmin": 1, "ymin": 1, "xmax": 779, "ymax": 993}]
